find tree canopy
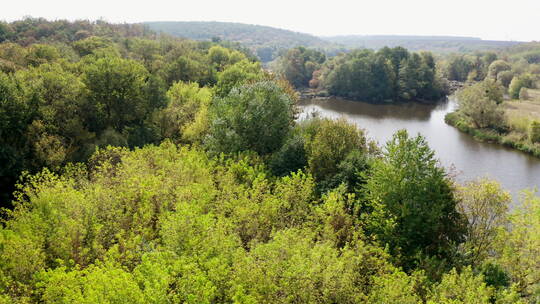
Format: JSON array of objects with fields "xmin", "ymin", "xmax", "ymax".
[
  {"xmin": 0, "ymin": 18, "xmax": 538, "ymax": 304},
  {"xmin": 315, "ymin": 47, "xmax": 446, "ymax": 102}
]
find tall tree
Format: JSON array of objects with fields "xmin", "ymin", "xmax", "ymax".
[
  {"xmin": 205, "ymin": 81, "xmax": 295, "ymax": 155},
  {"xmin": 82, "ymin": 56, "xmax": 150, "ymax": 133},
  {"xmin": 363, "ymin": 130, "xmax": 466, "ymax": 270}
]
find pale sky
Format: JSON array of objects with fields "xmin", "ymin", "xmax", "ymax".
[{"xmin": 2, "ymin": 0, "xmax": 540, "ymax": 41}]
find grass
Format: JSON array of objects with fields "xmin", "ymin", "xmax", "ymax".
[
  {"xmin": 524, "ymin": 88, "xmax": 540, "ymax": 100},
  {"xmin": 445, "ymin": 88, "xmax": 540, "ymax": 158},
  {"xmin": 445, "ymin": 109, "xmax": 540, "ymax": 158},
  {"xmin": 503, "ymin": 88, "xmax": 540, "ymax": 132}
]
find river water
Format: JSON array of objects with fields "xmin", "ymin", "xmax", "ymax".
[{"xmin": 298, "ymin": 97, "xmax": 540, "ymax": 203}]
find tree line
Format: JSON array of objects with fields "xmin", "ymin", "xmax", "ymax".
[
  {"xmin": 0, "ymin": 18, "xmax": 260, "ymax": 204},
  {"xmin": 443, "ymin": 42, "xmax": 540, "ymax": 157},
  {"xmin": 276, "ymin": 46, "xmax": 447, "ymax": 102}
]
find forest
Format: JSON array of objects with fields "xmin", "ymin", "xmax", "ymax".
[
  {"xmin": 324, "ymin": 35, "xmax": 520, "ymax": 54},
  {"xmin": 0, "ymin": 18, "xmax": 539, "ymax": 303},
  {"xmin": 274, "ymin": 46, "xmax": 446, "ymax": 101},
  {"xmin": 144, "ymin": 21, "xmax": 342, "ymax": 62},
  {"xmin": 144, "ymin": 22, "xmax": 522, "ymax": 63}
]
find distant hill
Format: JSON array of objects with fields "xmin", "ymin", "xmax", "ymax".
[
  {"xmin": 144, "ymin": 22, "xmax": 525, "ymax": 61},
  {"xmin": 501, "ymin": 41, "xmax": 540, "ymax": 63},
  {"xmin": 144, "ymin": 21, "xmax": 339, "ymax": 62},
  {"xmin": 322, "ymin": 35, "xmax": 522, "ymax": 53}
]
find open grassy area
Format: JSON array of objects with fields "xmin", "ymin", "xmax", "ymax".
[
  {"xmin": 504, "ymin": 103, "xmax": 540, "ymax": 131},
  {"xmin": 503, "ymin": 89, "xmax": 540, "ymax": 133},
  {"xmin": 446, "ymin": 89, "xmax": 540, "ymax": 158}
]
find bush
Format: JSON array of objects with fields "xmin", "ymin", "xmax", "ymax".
[
  {"xmin": 509, "ymin": 74, "xmax": 534, "ymax": 99},
  {"xmin": 301, "ymin": 117, "xmax": 367, "ymax": 187},
  {"xmin": 519, "ymin": 87, "xmax": 529, "ymax": 100},
  {"xmin": 456, "ymin": 80, "xmax": 505, "ymax": 129},
  {"xmin": 529, "ymin": 120, "xmax": 540, "ymax": 143}
]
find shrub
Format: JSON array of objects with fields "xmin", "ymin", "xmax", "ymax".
[
  {"xmin": 519, "ymin": 87, "xmax": 529, "ymax": 100},
  {"xmin": 529, "ymin": 120, "xmax": 540, "ymax": 143}
]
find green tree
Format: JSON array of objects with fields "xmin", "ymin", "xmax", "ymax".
[
  {"xmin": 37, "ymin": 263, "xmax": 146, "ymax": 304},
  {"xmin": 301, "ymin": 117, "xmax": 369, "ymax": 191},
  {"xmin": 456, "ymin": 178, "xmax": 511, "ymax": 264},
  {"xmin": 16, "ymin": 63, "xmax": 91, "ymax": 167},
  {"xmin": 25, "ymin": 44, "xmax": 61, "ymax": 67},
  {"xmin": 128, "ymin": 38, "xmax": 160, "ymax": 69},
  {"xmin": 487, "ymin": 60, "xmax": 512, "ymax": 80},
  {"xmin": 509, "ymin": 74, "xmax": 534, "ymax": 99},
  {"xmin": 456, "ymin": 80, "xmax": 505, "ymax": 129},
  {"xmin": 427, "ymin": 267, "xmax": 494, "ymax": 304},
  {"xmin": 277, "ymin": 46, "xmax": 325, "ymax": 88},
  {"xmin": 368, "ymin": 271, "xmax": 423, "ymax": 304},
  {"xmin": 444, "ymin": 55, "xmax": 474, "ymax": 81},
  {"xmin": 268, "ymin": 131, "xmax": 308, "ymax": 177},
  {"xmin": 152, "ymin": 81, "xmax": 212, "ymax": 143},
  {"xmin": 231, "ymin": 229, "xmax": 392, "ymax": 303},
  {"xmin": 495, "ymin": 191, "xmax": 540, "ymax": 300},
  {"xmin": 497, "ymin": 70, "xmax": 514, "ymax": 88},
  {"xmin": 321, "ymin": 48, "xmax": 443, "ymax": 102},
  {"xmin": 0, "ymin": 71, "xmax": 30, "ymax": 176},
  {"xmin": 363, "ymin": 130, "xmax": 466, "ymax": 270},
  {"xmin": 214, "ymin": 59, "xmax": 264, "ymax": 97},
  {"xmin": 82, "ymin": 56, "xmax": 150, "ymax": 133},
  {"xmin": 399, "ymin": 53, "xmax": 422, "ymax": 100},
  {"xmin": 205, "ymin": 81, "xmax": 295, "ymax": 155},
  {"xmin": 72, "ymin": 36, "xmax": 118, "ymax": 57},
  {"xmin": 529, "ymin": 120, "xmax": 540, "ymax": 143},
  {"xmin": 164, "ymin": 54, "xmax": 215, "ymax": 86},
  {"xmin": 208, "ymin": 45, "xmax": 244, "ymax": 71}
]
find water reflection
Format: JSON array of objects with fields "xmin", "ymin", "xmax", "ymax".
[
  {"xmin": 299, "ymin": 97, "xmax": 540, "ymax": 205},
  {"xmin": 299, "ymin": 98, "xmax": 437, "ymax": 121}
]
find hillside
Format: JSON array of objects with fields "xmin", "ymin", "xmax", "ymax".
[
  {"xmin": 323, "ymin": 35, "xmax": 522, "ymax": 53},
  {"xmin": 144, "ymin": 21, "xmax": 339, "ymax": 61},
  {"xmin": 502, "ymin": 41, "xmax": 540, "ymax": 63}
]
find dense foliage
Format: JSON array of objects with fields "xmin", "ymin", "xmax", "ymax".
[
  {"xmin": 1, "ymin": 136, "xmax": 538, "ymax": 303},
  {"xmin": 440, "ymin": 43, "xmax": 540, "ymax": 90},
  {"xmin": 1, "ymin": 18, "xmax": 539, "ymax": 303},
  {"xmin": 314, "ymin": 47, "xmax": 446, "ymax": 102},
  {"xmin": 440, "ymin": 52, "xmax": 498, "ymax": 82},
  {"xmin": 0, "ymin": 17, "xmax": 154, "ymax": 46},
  {"xmin": 324, "ymin": 35, "xmax": 520, "ymax": 54},
  {"xmin": 145, "ymin": 21, "xmax": 339, "ymax": 62},
  {"xmin": 274, "ymin": 46, "xmax": 326, "ymax": 88},
  {"xmin": 0, "ymin": 18, "xmax": 264, "ymax": 204},
  {"xmin": 444, "ymin": 41, "xmax": 540, "ymax": 157}
]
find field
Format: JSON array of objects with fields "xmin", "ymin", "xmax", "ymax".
[{"xmin": 504, "ymin": 89, "xmax": 540, "ymax": 133}]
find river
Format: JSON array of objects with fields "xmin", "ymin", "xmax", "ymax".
[{"xmin": 298, "ymin": 96, "xmax": 540, "ymax": 204}]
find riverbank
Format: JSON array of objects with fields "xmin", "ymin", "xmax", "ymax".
[
  {"xmin": 445, "ymin": 111, "xmax": 540, "ymax": 158},
  {"xmin": 298, "ymin": 79, "xmax": 464, "ymax": 102},
  {"xmin": 299, "ymin": 97, "xmax": 540, "ymax": 199},
  {"xmin": 298, "ymin": 88, "xmax": 448, "ymax": 105}
]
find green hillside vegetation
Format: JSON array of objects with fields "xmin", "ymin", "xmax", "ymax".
[
  {"xmin": 324, "ymin": 35, "xmax": 522, "ymax": 54},
  {"xmin": 0, "ymin": 17, "xmax": 264, "ymax": 204},
  {"xmin": 0, "ymin": 17, "xmax": 156, "ymax": 45},
  {"xmin": 503, "ymin": 42, "xmax": 540, "ymax": 64},
  {"xmin": 0, "ymin": 18, "xmax": 539, "ymax": 303},
  {"xmin": 144, "ymin": 21, "xmax": 340, "ymax": 62}
]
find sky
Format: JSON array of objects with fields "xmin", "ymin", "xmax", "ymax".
[{"xmin": 2, "ymin": 0, "xmax": 540, "ymax": 41}]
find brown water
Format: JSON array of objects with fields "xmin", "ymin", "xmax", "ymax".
[{"xmin": 299, "ymin": 97, "xmax": 540, "ymax": 203}]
